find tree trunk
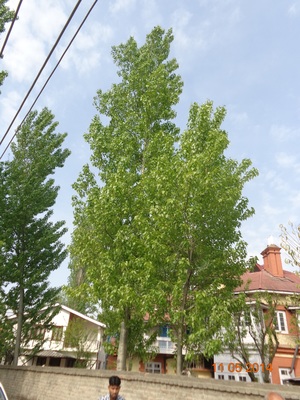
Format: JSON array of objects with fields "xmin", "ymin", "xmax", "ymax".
[
  {"xmin": 13, "ymin": 286, "xmax": 24, "ymax": 366},
  {"xmin": 117, "ymin": 320, "xmax": 128, "ymax": 371},
  {"xmin": 262, "ymin": 369, "xmax": 271, "ymax": 383},
  {"xmin": 176, "ymin": 326, "xmax": 183, "ymax": 375}
]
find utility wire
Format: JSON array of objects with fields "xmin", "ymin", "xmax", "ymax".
[
  {"xmin": 0, "ymin": 0, "xmax": 99, "ymax": 159},
  {"xmin": 0, "ymin": 0, "xmax": 23, "ymax": 59},
  {"xmin": 0, "ymin": 0, "xmax": 83, "ymax": 148}
]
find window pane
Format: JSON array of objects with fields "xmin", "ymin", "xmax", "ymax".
[
  {"xmin": 145, "ymin": 362, "xmax": 161, "ymax": 374},
  {"xmin": 273, "ymin": 315, "xmax": 279, "ymax": 330},
  {"xmin": 279, "ymin": 313, "xmax": 285, "ymax": 331}
]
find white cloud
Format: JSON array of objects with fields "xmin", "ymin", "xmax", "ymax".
[
  {"xmin": 263, "ymin": 170, "xmax": 284, "ymax": 190},
  {"xmin": 275, "ymin": 152, "xmax": 298, "ymax": 168},
  {"xmin": 58, "ymin": 23, "xmax": 113, "ymax": 74},
  {"xmin": 0, "ymin": 89, "xmax": 22, "ymax": 126},
  {"xmin": 289, "ymin": 192, "xmax": 300, "ymax": 209},
  {"xmin": 109, "ymin": 0, "xmax": 136, "ymax": 14},
  {"xmin": 270, "ymin": 124, "xmax": 300, "ymax": 142},
  {"xmin": 4, "ymin": 35, "xmax": 47, "ymax": 82},
  {"xmin": 141, "ymin": 0, "xmax": 163, "ymax": 30},
  {"xmin": 171, "ymin": 8, "xmax": 206, "ymax": 51},
  {"xmin": 287, "ymin": 3, "xmax": 300, "ymax": 16},
  {"xmin": 274, "ymin": 153, "xmax": 300, "ymax": 180},
  {"xmin": 3, "ymin": 0, "xmax": 68, "ymax": 82},
  {"xmin": 263, "ymin": 203, "xmax": 282, "ymax": 217},
  {"xmin": 228, "ymin": 110, "xmax": 249, "ymax": 125}
]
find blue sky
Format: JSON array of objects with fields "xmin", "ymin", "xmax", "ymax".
[{"xmin": 1, "ymin": 0, "xmax": 300, "ymax": 287}]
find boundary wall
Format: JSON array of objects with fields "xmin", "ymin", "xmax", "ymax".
[{"xmin": 0, "ymin": 366, "xmax": 299, "ymax": 400}]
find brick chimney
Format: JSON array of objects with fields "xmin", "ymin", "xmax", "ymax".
[{"xmin": 261, "ymin": 244, "xmax": 284, "ymax": 277}]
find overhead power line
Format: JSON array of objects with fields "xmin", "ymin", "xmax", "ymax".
[
  {"xmin": 0, "ymin": 0, "xmax": 24, "ymax": 59},
  {"xmin": 0, "ymin": 0, "xmax": 86, "ymax": 153},
  {"xmin": 0, "ymin": 0, "xmax": 99, "ymax": 160},
  {"xmin": 0, "ymin": 0, "xmax": 82, "ymax": 147}
]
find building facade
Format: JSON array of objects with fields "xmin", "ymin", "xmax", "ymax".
[
  {"xmin": 214, "ymin": 244, "xmax": 300, "ymax": 384},
  {"xmin": 19, "ymin": 304, "xmax": 106, "ymax": 369}
]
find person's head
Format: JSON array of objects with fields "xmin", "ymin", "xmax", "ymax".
[
  {"xmin": 108, "ymin": 376, "xmax": 121, "ymax": 400},
  {"xmin": 265, "ymin": 392, "xmax": 285, "ymax": 400}
]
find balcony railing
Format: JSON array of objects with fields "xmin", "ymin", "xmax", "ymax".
[{"xmin": 153, "ymin": 337, "xmax": 175, "ymax": 354}]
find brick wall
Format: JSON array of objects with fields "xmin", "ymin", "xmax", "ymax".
[{"xmin": 0, "ymin": 366, "xmax": 299, "ymax": 400}]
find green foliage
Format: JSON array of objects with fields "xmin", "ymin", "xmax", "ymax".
[
  {"xmin": 0, "ymin": 108, "xmax": 70, "ymax": 363},
  {"xmin": 62, "ymin": 255, "xmax": 100, "ymax": 316},
  {"xmin": 70, "ymin": 27, "xmax": 183, "ymax": 368},
  {"xmin": 0, "ymin": 0, "xmax": 13, "ymax": 34},
  {"xmin": 69, "ymin": 26, "xmax": 258, "ymax": 372},
  {"xmin": 222, "ymin": 292, "xmax": 280, "ymax": 383},
  {"xmin": 0, "ymin": 0, "xmax": 15, "ymax": 88},
  {"xmin": 64, "ymin": 318, "xmax": 98, "ymax": 368},
  {"xmin": 156, "ymin": 101, "xmax": 258, "ymax": 368},
  {"xmin": 0, "ymin": 289, "xmax": 14, "ymax": 364}
]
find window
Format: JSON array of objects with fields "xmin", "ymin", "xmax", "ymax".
[
  {"xmin": 145, "ymin": 362, "xmax": 161, "ymax": 373},
  {"xmin": 239, "ymin": 376, "xmax": 247, "ymax": 382},
  {"xmin": 218, "ymin": 375, "xmax": 224, "ymax": 380},
  {"xmin": 30, "ymin": 326, "xmax": 45, "ymax": 340},
  {"xmin": 228, "ymin": 375, "xmax": 235, "ymax": 381},
  {"xmin": 49, "ymin": 357, "xmax": 61, "ymax": 367},
  {"xmin": 279, "ymin": 368, "xmax": 291, "ymax": 385},
  {"xmin": 36, "ymin": 357, "xmax": 47, "ymax": 366},
  {"xmin": 274, "ymin": 311, "xmax": 288, "ymax": 333},
  {"xmin": 145, "ymin": 362, "xmax": 161, "ymax": 374},
  {"xmin": 51, "ymin": 326, "xmax": 63, "ymax": 341},
  {"xmin": 158, "ymin": 325, "xmax": 170, "ymax": 338}
]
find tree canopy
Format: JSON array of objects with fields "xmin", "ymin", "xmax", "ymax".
[
  {"xmin": 0, "ymin": 108, "xmax": 70, "ymax": 364},
  {"xmin": 69, "ymin": 26, "xmax": 258, "ymax": 372}
]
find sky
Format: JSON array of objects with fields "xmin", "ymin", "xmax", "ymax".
[{"xmin": 1, "ymin": 0, "xmax": 300, "ymax": 287}]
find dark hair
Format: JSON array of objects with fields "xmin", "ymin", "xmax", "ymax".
[{"xmin": 109, "ymin": 376, "xmax": 121, "ymax": 386}]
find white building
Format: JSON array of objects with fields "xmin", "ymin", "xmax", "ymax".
[{"xmin": 19, "ymin": 304, "xmax": 106, "ymax": 369}]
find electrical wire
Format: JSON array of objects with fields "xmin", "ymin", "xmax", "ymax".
[
  {"xmin": 0, "ymin": 0, "xmax": 99, "ymax": 159},
  {"xmin": 0, "ymin": 0, "xmax": 23, "ymax": 59},
  {"xmin": 0, "ymin": 0, "xmax": 83, "ymax": 149}
]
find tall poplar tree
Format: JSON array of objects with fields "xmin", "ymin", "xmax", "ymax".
[
  {"xmin": 138, "ymin": 101, "xmax": 258, "ymax": 373},
  {"xmin": 71, "ymin": 27, "xmax": 183, "ymax": 370},
  {"xmin": 70, "ymin": 27, "xmax": 258, "ymax": 372},
  {"xmin": 0, "ymin": 108, "xmax": 70, "ymax": 365}
]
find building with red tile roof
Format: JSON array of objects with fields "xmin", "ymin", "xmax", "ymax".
[
  {"xmin": 214, "ymin": 243, "xmax": 300, "ymax": 385},
  {"xmin": 236, "ymin": 244, "xmax": 300, "ymax": 295}
]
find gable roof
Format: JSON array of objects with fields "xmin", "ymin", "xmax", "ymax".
[
  {"xmin": 235, "ymin": 268, "xmax": 300, "ymax": 294},
  {"xmin": 8, "ymin": 303, "xmax": 106, "ymax": 329},
  {"xmin": 235, "ymin": 244, "xmax": 300, "ymax": 295},
  {"xmin": 59, "ymin": 304, "xmax": 106, "ymax": 328}
]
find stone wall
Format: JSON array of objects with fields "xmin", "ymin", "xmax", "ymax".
[{"xmin": 0, "ymin": 366, "xmax": 299, "ymax": 400}]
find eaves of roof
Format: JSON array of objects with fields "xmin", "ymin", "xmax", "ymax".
[
  {"xmin": 235, "ymin": 269, "xmax": 300, "ymax": 294},
  {"xmin": 36, "ymin": 350, "xmax": 76, "ymax": 359}
]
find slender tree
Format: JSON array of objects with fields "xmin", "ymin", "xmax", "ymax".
[
  {"xmin": 144, "ymin": 101, "xmax": 258, "ymax": 373},
  {"xmin": 70, "ymin": 26, "xmax": 183, "ymax": 370},
  {"xmin": 0, "ymin": 108, "xmax": 70, "ymax": 365},
  {"xmin": 69, "ymin": 27, "xmax": 258, "ymax": 373},
  {"xmin": 223, "ymin": 292, "xmax": 280, "ymax": 383}
]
